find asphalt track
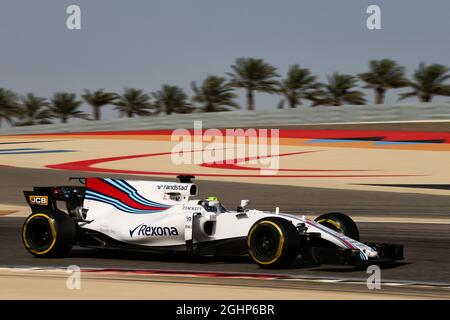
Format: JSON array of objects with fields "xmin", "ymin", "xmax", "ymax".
[{"xmin": 0, "ymin": 166, "xmax": 449, "ymax": 290}]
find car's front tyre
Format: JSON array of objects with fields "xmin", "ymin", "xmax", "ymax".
[
  {"xmin": 247, "ymin": 218, "xmax": 300, "ymax": 268},
  {"xmin": 315, "ymin": 212, "xmax": 360, "ymax": 241}
]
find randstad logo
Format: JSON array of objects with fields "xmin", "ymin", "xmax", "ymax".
[
  {"xmin": 157, "ymin": 184, "xmax": 189, "ymax": 191},
  {"xmin": 129, "ymin": 224, "xmax": 179, "ymax": 238}
]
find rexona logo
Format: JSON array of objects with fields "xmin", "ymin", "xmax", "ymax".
[
  {"xmin": 157, "ymin": 184, "xmax": 189, "ymax": 191},
  {"xmin": 29, "ymin": 195, "xmax": 48, "ymax": 205},
  {"xmin": 129, "ymin": 224, "xmax": 179, "ymax": 238}
]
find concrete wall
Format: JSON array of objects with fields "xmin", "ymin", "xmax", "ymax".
[{"xmin": 1, "ymin": 102, "xmax": 449, "ymax": 134}]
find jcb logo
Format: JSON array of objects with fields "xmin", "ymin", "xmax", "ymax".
[{"xmin": 29, "ymin": 196, "xmax": 48, "ymax": 205}]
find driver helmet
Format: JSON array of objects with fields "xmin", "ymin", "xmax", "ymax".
[{"xmin": 206, "ymin": 196, "xmax": 219, "ymax": 206}]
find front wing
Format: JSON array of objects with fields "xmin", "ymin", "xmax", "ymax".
[{"xmin": 304, "ymin": 242, "xmax": 404, "ymax": 266}]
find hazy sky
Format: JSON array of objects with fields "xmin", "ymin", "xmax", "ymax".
[{"xmin": 1, "ymin": 0, "xmax": 450, "ymax": 119}]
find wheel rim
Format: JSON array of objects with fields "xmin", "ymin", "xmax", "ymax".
[
  {"xmin": 248, "ymin": 221, "xmax": 284, "ymax": 264},
  {"xmin": 254, "ymin": 227, "xmax": 278, "ymax": 257},
  {"xmin": 317, "ymin": 219, "xmax": 343, "ymax": 234},
  {"xmin": 24, "ymin": 215, "xmax": 56, "ymax": 254}
]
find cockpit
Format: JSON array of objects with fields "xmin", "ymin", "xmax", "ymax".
[{"xmin": 198, "ymin": 196, "xmax": 228, "ymax": 213}]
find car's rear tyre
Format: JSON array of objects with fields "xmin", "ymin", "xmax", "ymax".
[
  {"xmin": 247, "ymin": 218, "xmax": 300, "ymax": 268},
  {"xmin": 315, "ymin": 212, "xmax": 359, "ymax": 241},
  {"xmin": 22, "ymin": 210, "xmax": 77, "ymax": 258}
]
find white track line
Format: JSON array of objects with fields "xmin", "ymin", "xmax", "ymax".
[
  {"xmin": 1, "ymin": 266, "xmax": 448, "ymax": 289},
  {"xmin": 301, "ymin": 215, "xmax": 450, "ymax": 225},
  {"xmin": 351, "ymin": 216, "xmax": 450, "ymax": 225}
]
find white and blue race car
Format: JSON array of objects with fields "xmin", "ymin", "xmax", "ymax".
[{"xmin": 22, "ymin": 175, "xmax": 403, "ymax": 268}]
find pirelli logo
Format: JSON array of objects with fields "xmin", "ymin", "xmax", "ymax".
[{"xmin": 29, "ymin": 195, "xmax": 49, "ymax": 205}]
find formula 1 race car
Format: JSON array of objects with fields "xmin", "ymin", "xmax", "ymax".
[{"xmin": 21, "ymin": 176, "xmax": 403, "ymax": 268}]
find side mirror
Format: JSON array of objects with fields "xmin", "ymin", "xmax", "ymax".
[
  {"xmin": 240, "ymin": 200, "xmax": 250, "ymax": 207},
  {"xmin": 237, "ymin": 200, "xmax": 250, "ymax": 213}
]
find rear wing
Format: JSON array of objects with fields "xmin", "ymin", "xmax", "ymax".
[{"xmin": 23, "ymin": 186, "xmax": 85, "ymax": 212}]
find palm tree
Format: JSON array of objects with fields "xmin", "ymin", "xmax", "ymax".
[
  {"xmin": 359, "ymin": 59, "xmax": 409, "ymax": 104},
  {"xmin": 191, "ymin": 76, "xmax": 239, "ymax": 112},
  {"xmin": 0, "ymin": 88, "xmax": 19, "ymax": 127},
  {"xmin": 81, "ymin": 89, "xmax": 118, "ymax": 120},
  {"xmin": 227, "ymin": 58, "xmax": 279, "ymax": 111},
  {"xmin": 50, "ymin": 92, "xmax": 89, "ymax": 123},
  {"xmin": 114, "ymin": 88, "xmax": 154, "ymax": 117},
  {"xmin": 278, "ymin": 65, "xmax": 321, "ymax": 108},
  {"xmin": 15, "ymin": 93, "xmax": 52, "ymax": 126},
  {"xmin": 152, "ymin": 85, "xmax": 193, "ymax": 115},
  {"xmin": 309, "ymin": 73, "xmax": 367, "ymax": 106},
  {"xmin": 399, "ymin": 63, "xmax": 450, "ymax": 102}
]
